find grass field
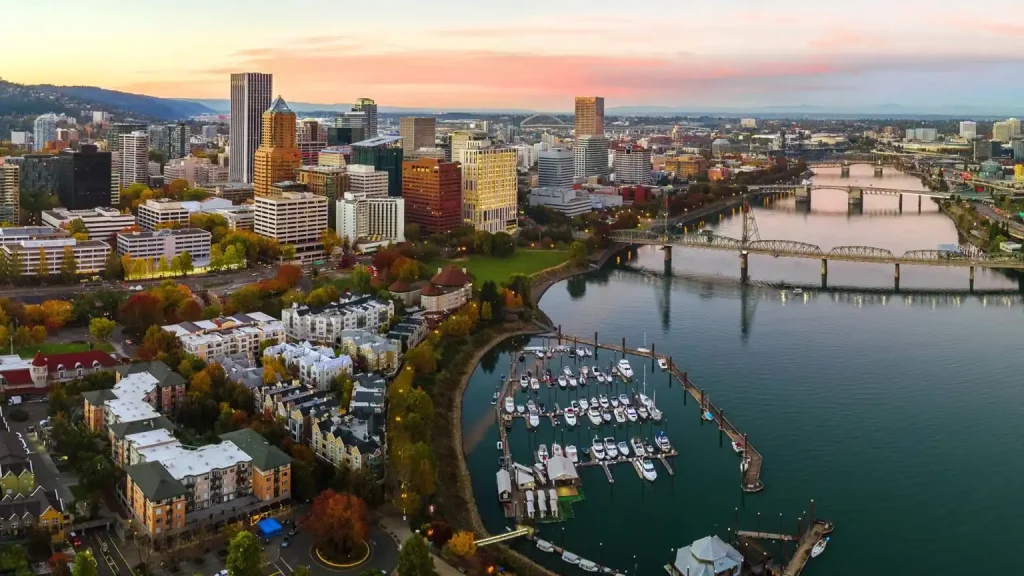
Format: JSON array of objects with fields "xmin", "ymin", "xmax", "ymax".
[
  {"xmin": 17, "ymin": 341, "xmax": 114, "ymax": 359},
  {"xmin": 443, "ymin": 250, "xmax": 568, "ymax": 285}
]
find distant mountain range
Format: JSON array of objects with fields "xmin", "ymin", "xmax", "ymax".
[{"xmin": 3, "ymin": 79, "xmax": 1022, "ymax": 122}]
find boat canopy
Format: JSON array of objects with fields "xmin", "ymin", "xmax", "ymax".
[{"xmin": 546, "ymin": 455, "xmax": 579, "ymax": 483}]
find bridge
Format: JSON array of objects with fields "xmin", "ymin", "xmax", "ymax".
[
  {"xmin": 612, "ymin": 201, "xmax": 1024, "ymax": 291},
  {"xmin": 473, "ymin": 525, "xmax": 533, "ymax": 547}
]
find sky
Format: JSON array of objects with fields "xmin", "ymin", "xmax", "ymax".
[{"xmin": 7, "ymin": 0, "xmax": 1024, "ymax": 112}]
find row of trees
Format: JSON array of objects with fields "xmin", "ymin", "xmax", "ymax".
[{"xmin": 0, "ymin": 246, "xmax": 81, "ymax": 285}]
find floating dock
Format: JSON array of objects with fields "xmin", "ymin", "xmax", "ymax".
[{"xmin": 524, "ymin": 534, "xmax": 627, "ymax": 576}]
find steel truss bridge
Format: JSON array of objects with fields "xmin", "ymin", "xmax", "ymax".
[
  {"xmin": 749, "ymin": 184, "xmax": 970, "ymax": 199},
  {"xmin": 611, "ymin": 229, "xmax": 1024, "ymax": 269}
]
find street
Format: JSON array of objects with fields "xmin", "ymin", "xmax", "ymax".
[{"xmin": 974, "ymin": 203, "xmax": 1024, "ymax": 239}]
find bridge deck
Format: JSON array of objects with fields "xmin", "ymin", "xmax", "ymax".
[
  {"xmin": 736, "ymin": 530, "xmax": 796, "ymax": 542},
  {"xmin": 557, "ymin": 332, "xmax": 764, "ymax": 492}
]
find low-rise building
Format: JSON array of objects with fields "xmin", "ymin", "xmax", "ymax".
[
  {"xmin": 338, "ymin": 330, "xmax": 401, "ymax": 373},
  {"xmin": 311, "ymin": 413, "xmax": 382, "ymax": 471},
  {"xmin": 41, "ymin": 207, "xmax": 136, "ymax": 240},
  {"xmin": 211, "ymin": 205, "xmax": 255, "ymax": 231},
  {"xmin": 528, "ymin": 187, "xmax": 592, "ymax": 217},
  {"xmin": 137, "ymin": 198, "xmax": 233, "ymax": 231},
  {"xmin": 387, "ymin": 316, "xmax": 429, "ymax": 352},
  {"xmin": 116, "ymin": 228, "xmax": 212, "ymax": 266},
  {"xmin": 0, "ymin": 487, "xmax": 68, "ymax": 542},
  {"xmin": 669, "ymin": 535, "xmax": 743, "ymax": 576},
  {"xmin": 420, "ymin": 266, "xmax": 473, "ymax": 314},
  {"xmin": 162, "ymin": 312, "xmax": 285, "ymax": 364},
  {"xmin": 1, "ymin": 237, "xmax": 111, "ymax": 277},
  {"xmin": 0, "ymin": 422, "xmax": 34, "ymax": 496},
  {"xmin": 0, "ymin": 351, "xmax": 117, "ymax": 397},
  {"xmin": 281, "ymin": 295, "xmax": 394, "ymax": 345},
  {"xmin": 263, "ymin": 341, "xmax": 352, "ymax": 390}
]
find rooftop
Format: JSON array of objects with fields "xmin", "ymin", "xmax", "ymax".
[
  {"xmin": 219, "ymin": 428, "xmax": 292, "ymax": 471},
  {"xmin": 352, "ymin": 135, "xmax": 403, "ymax": 148},
  {"xmin": 125, "ymin": 461, "xmax": 187, "ymax": 501}
]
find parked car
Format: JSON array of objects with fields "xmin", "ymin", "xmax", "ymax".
[
  {"xmin": 280, "ymin": 537, "xmax": 289, "ymax": 549},
  {"xmin": 70, "ymin": 532, "xmax": 82, "ymax": 547}
]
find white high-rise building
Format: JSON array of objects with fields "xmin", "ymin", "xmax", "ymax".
[
  {"xmin": 459, "ymin": 140, "xmax": 518, "ymax": 233},
  {"xmin": 993, "ymin": 122, "xmax": 1012, "ymax": 142},
  {"xmin": 959, "ymin": 121, "xmax": 977, "ymax": 140},
  {"xmin": 1007, "ymin": 118, "xmax": 1021, "ymax": 138},
  {"xmin": 33, "ymin": 114, "xmax": 58, "ymax": 152},
  {"xmin": 229, "ymin": 73, "xmax": 273, "ymax": 184},
  {"xmin": 120, "ymin": 131, "xmax": 150, "ymax": 187},
  {"xmin": 336, "ymin": 193, "xmax": 405, "ymax": 246},
  {"xmin": 254, "ymin": 191, "xmax": 328, "ymax": 264},
  {"xmin": 574, "ymin": 135, "xmax": 610, "ymax": 180},
  {"xmin": 740, "ymin": 118, "xmax": 757, "ymax": 129},
  {"xmin": 612, "ymin": 144, "xmax": 652, "ymax": 185},
  {"xmin": 347, "ymin": 165, "xmax": 388, "ymax": 199},
  {"xmin": 538, "ymin": 147, "xmax": 574, "ymax": 187}
]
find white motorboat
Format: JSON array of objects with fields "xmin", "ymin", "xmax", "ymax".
[
  {"xmin": 580, "ymin": 366, "xmax": 589, "ymax": 378},
  {"xmin": 584, "ymin": 347, "xmax": 593, "ymax": 357},
  {"xmin": 610, "ymin": 396, "xmax": 620, "ymax": 408},
  {"xmin": 617, "ymin": 441, "xmax": 629, "ymax": 458},
  {"xmin": 810, "ymin": 537, "xmax": 828, "ymax": 558},
  {"xmin": 630, "ymin": 437, "xmax": 646, "ymax": 457},
  {"xmin": 570, "ymin": 400, "xmax": 581, "ymax": 413},
  {"xmin": 568, "ymin": 376, "xmax": 578, "ymax": 388},
  {"xmin": 601, "ymin": 410, "xmax": 612, "ymax": 423},
  {"xmin": 576, "ymin": 347, "xmax": 585, "ymax": 357},
  {"xmin": 603, "ymin": 437, "xmax": 618, "ymax": 459},
  {"xmin": 618, "ymin": 393, "xmax": 631, "ymax": 406},
  {"xmin": 592, "ymin": 365, "xmax": 600, "ymax": 377},
  {"xmin": 564, "ymin": 408, "xmax": 577, "ymax": 427},
  {"xmin": 625, "ymin": 406, "xmax": 638, "ymax": 422},
  {"xmin": 655, "ymin": 431, "xmax": 672, "ymax": 453},
  {"xmin": 579, "ymin": 398, "xmax": 589, "ymax": 411},
  {"xmin": 634, "ymin": 458, "xmax": 657, "ymax": 482},
  {"xmin": 562, "ymin": 366, "xmax": 573, "ymax": 377},
  {"xmin": 649, "ymin": 405, "xmax": 663, "ymax": 422},
  {"xmin": 587, "ymin": 406, "xmax": 602, "ymax": 426},
  {"xmin": 793, "ymin": 288, "xmax": 804, "ymax": 295},
  {"xmin": 491, "ymin": 391, "xmax": 498, "ymax": 405},
  {"xmin": 638, "ymin": 393, "xmax": 652, "ymax": 409},
  {"xmin": 595, "ymin": 373, "xmax": 606, "ymax": 384},
  {"xmin": 527, "ymin": 399, "xmax": 536, "ymax": 412},
  {"xmin": 598, "ymin": 395, "xmax": 610, "ymax": 409},
  {"xmin": 658, "ymin": 358, "xmax": 669, "ymax": 370},
  {"xmin": 528, "ymin": 409, "xmax": 540, "ymax": 428},
  {"xmin": 590, "ymin": 396, "xmax": 599, "ymax": 409},
  {"xmin": 536, "ymin": 539, "xmax": 555, "ymax": 553},
  {"xmin": 579, "ymin": 559, "xmax": 599, "ymax": 572},
  {"xmin": 519, "ymin": 375, "xmax": 529, "ymax": 389},
  {"xmin": 741, "ymin": 457, "xmax": 750, "ymax": 473},
  {"xmin": 562, "ymin": 551, "xmax": 581, "ymax": 566},
  {"xmin": 551, "ymin": 442, "xmax": 563, "ymax": 457},
  {"xmin": 614, "ymin": 407, "xmax": 626, "ymax": 424},
  {"xmin": 537, "ymin": 444, "xmax": 549, "ymax": 463},
  {"xmin": 531, "ymin": 378, "xmax": 540, "ymax": 391},
  {"xmin": 497, "ymin": 441, "xmax": 503, "ymax": 451},
  {"xmin": 516, "ymin": 404, "xmax": 525, "ymax": 414},
  {"xmin": 504, "ymin": 397, "xmax": 515, "ymax": 414},
  {"xmin": 546, "ymin": 350, "xmax": 553, "ymax": 359},
  {"xmin": 637, "ymin": 404, "xmax": 650, "ymax": 420},
  {"xmin": 591, "ymin": 437, "xmax": 605, "ymax": 460},
  {"xmin": 617, "ymin": 359, "xmax": 634, "ymax": 379},
  {"xmin": 557, "ymin": 375, "xmax": 567, "ymax": 389},
  {"xmin": 732, "ymin": 440, "xmax": 745, "ymax": 454},
  {"xmin": 566, "ymin": 444, "xmax": 578, "ymax": 463}
]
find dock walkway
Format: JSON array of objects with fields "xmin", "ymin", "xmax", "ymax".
[
  {"xmin": 554, "ymin": 330, "xmax": 764, "ymax": 492},
  {"xmin": 782, "ymin": 521, "xmax": 833, "ymax": 576}
]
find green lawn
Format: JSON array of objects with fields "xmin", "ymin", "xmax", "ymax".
[
  {"xmin": 16, "ymin": 341, "xmax": 114, "ymax": 359},
  {"xmin": 442, "ymin": 250, "xmax": 568, "ymax": 285}
]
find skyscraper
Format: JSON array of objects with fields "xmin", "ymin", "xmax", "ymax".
[
  {"xmin": 121, "ymin": 131, "xmax": 150, "ymax": 187},
  {"xmin": 107, "ymin": 121, "xmax": 147, "ymax": 152},
  {"xmin": 959, "ymin": 121, "xmax": 977, "ymax": 140},
  {"xmin": 612, "ymin": 144, "xmax": 652, "ymax": 185},
  {"xmin": 229, "ymin": 72, "xmax": 273, "ymax": 183},
  {"xmin": 448, "ymin": 130, "xmax": 488, "ymax": 165},
  {"xmin": 458, "ymin": 140, "xmax": 517, "ymax": 233},
  {"xmin": 400, "ymin": 117, "xmax": 436, "ymax": 154},
  {"xmin": 58, "ymin": 145, "xmax": 114, "ymax": 209},
  {"xmin": 538, "ymin": 148, "xmax": 574, "ymax": 187},
  {"xmin": 253, "ymin": 96, "xmax": 302, "ymax": 197},
  {"xmin": 150, "ymin": 124, "xmax": 190, "ymax": 160},
  {"xmin": 352, "ymin": 136, "xmax": 404, "ymax": 197},
  {"xmin": 33, "ymin": 114, "xmax": 58, "ymax": 152},
  {"xmin": 574, "ymin": 97, "xmax": 605, "ymax": 136},
  {"xmin": 402, "ymin": 159, "xmax": 462, "ymax": 235},
  {"xmin": 353, "ymin": 98, "xmax": 378, "ymax": 137},
  {"xmin": 0, "ymin": 165, "xmax": 20, "ymax": 224},
  {"xmin": 993, "ymin": 122, "xmax": 1012, "ymax": 142},
  {"xmin": 574, "ymin": 135, "xmax": 610, "ymax": 180},
  {"xmin": 297, "ymin": 120, "xmax": 327, "ymax": 166}
]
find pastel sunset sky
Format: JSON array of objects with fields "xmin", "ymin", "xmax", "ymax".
[{"xmin": 8, "ymin": 0, "xmax": 1024, "ymax": 111}]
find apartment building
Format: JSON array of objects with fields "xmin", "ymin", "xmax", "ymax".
[
  {"xmin": 0, "ymin": 164, "xmax": 19, "ymax": 224},
  {"xmin": 312, "ymin": 411, "xmax": 382, "ymax": 471},
  {"xmin": 116, "ymin": 228, "xmax": 212, "ymax": 266},
  {"xmin": 120, "ymin": 131, "xmax": 150, "ymax": 187},
  {"xmin": 162, "ymin": 312, "xmax": 285, "ymax": 364},
  {"xmin": 458, "ymin": 140, "xmax": 518, "ymax": 233},
  {"xmin": 83, "ymin": 361, "xmax": 186, "ymax": 435},
  {"xmin": 1, "ymin": 237, "xmax": 111, "ymax": 276},
  {"xmin": 136, "ymin": 198, "xmax": 233, "ymax": 231},
  {"xmin": 401, "ymin": 159, "xmax": 462, "ymax": 235},
  {"xmin": 612, "ymin": 144, "xmax": 652, "ymax": 185},
  {"xmin": 337, "ymin": 330, "xmax": 401, "ymax": 373},
  {"xmin": 346, "ymin": 164, "xmax": 388, "ymax": 199},
  {"xmin": 336, "ymin": 192, "xmax": 405, "ymax": 248},
  {"xmin": 281, "ymin": 295, "xmax": 394, "ymax": 345},
  {"xmin": 0, "ymin": 488, "xmax": 68, "ymax": 542},
  {"xmin": 42, "ymin": 207, "xmax": 136, "ymax": 240},
  {"xmin": 253, "ymin": 190, "xmax": 328, "ymax": 264},
  {"xmin": 262, "ymin": 341, "xmax": 352, "ymax": 390}
]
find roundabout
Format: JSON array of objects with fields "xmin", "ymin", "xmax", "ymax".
[
  {"xmin": 312, "ymin": 540, "xmax": 371, "ymax": 571},
  {"xmin": 274, "ymin": 519, "xmax": 398, "ymax": 576}
]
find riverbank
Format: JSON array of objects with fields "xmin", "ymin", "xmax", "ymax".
[{"xmin": 939, "ymin": 199, "xmax": 991, "ymax": 253}]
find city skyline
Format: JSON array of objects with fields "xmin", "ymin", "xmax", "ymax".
[{"xmin": 6, "ymin": 1, "xmax": 1024, "ymax": 112}]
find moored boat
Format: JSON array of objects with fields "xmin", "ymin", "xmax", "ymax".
[
  {"xmin": 551, "ymin": 442, "xmax": 563, "ymax": 457},
  {"xmin": 563, "ymin": 366, "xmax": 573, "ymax": 377},
  {"xmin": 618, "ymin": 393, "xmax": 631, "ymax": 406},
  {"xmin": 536, "ymin": 539, "xmax": 555, "ymax": 553},
  {"xmin": 564, "ymin": 407, "xmax": 577, "ymax": 427},
  {"xmin": 625, "ymin": 406, "xmax": 638, "ymax": 422},
  {"xmin": 562, "ymin": 551, "xmax": 581, "ymax": 565},
  {"xmin": 580, "ymin": 366, "xmax": 589, "ymax": 378},
  {"xmin": 558, "ymin": 375, "xmax": 567, "ymax": 389},
  {"xmin": 568, "ymin": 375, "xmax": 578, "ymax": 388},
  {"xmin": 637, "ymin": 404, "xmax": 649, "ymax": 420},
  {"xmin": 617, "ymin": 359, "xmax": 634, "ymax": 379},
  {"xmin": 566, "ymin": 444, "xmax": 578, "ymax": 463},
  {"xmin": 491, "ymin": 391, "xmax": 498, "ymax": 405},
  {"xmin": 537, "ymin": 444, "xmax": 549, "ymax": 463},
  {"xmin": 617, "ymin": 441, "xmax": 629, "ymax": 458},
  {"xmin": 516, "ymin": 404, "xmax": 525, "ymax": 414},
  {"xmin": 527, "ymin": 399, "xmax": 536, "ymax": 412},
  {"xmin": 601, "ymin": 410, "xmax": 612, "ymax": 423},
  {"xmin": 579, "ymin": 398, "xmax": 589, "ymax": 411},
  {"xmin": 630, "ymin": 437, "xmax": 646, "ymax": 457},
  {"xmin": 599, "ymin": 395, "xmax": 610, "ymax": 409},
  {"xmin": 587, "ymin": 406, "xmax": 602, "ymax": 426},
  {"xmin": 732, "ymin": 440, "xmax": 745, "ymax": 454},
  {"xmin": 634, "ymin": 458, "xmax": 657, "ymax": 481},
  {"xmin": 810, "ymin": 537, "xmax": 828, "ymax": 558},
  {"xmin": 655, "ymin": 431, "xmax": 672, "ymax": 453},
  {"xmin": 531, "ymin": 378, "xmax": 540, "ymax": 391},
  {"xmin": 579, "ymin": 559, "xmax": 599, "ymax": 572},
  {"xmin": 591, "ymin": 437, "xmax": 605, "ymax": 460},
  {"xmin": 658, "ymin": 358, "xmax": 669, "ymax": 370},
  {"xmin": 504, "ymin": 397, "xmax": 515, "ymax": 414},
  {"xmin": 528, "ymin": 409, "xmax": 540, "ymax": 428},
  {"xmin": 603, "ymin": 437, "xmax": 618, "ymax": 458},
  {"xmin": 703, "ymin": 410, "xmax": 714, "ymax": 422},
  {"xmin": 614, "ymin": 407, "xmax": 626, "ymax": 424},
  {"xmin": 596, "ymin": 373, "xmax": 606, "ymax": 384}
]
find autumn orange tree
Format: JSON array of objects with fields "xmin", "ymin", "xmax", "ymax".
[{"xmin": 306, "ymin": 490, "xmax": 369, "ymax": 557}]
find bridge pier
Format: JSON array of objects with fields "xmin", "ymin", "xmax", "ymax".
[
  {"xmin": 874, "ymin": 165, "xmax": 884, "ymax": 177},
  {"xmin": 894, "ymin": 263, "xmax": 900, "ymax": 292},
  {"xmin": 898, "ymin": 194, "xmax": 903, "ymax": 213},
  {"xmin": 918, "ymin": 195, "xmax": 922, "ymax": 213},
  {"xmin": 970, "ymin": 266, "xmax": 975, "ymax": 292},
  {"xmin": 848, "ymin": 186, "xmax": 863, "ymax": 206},
  {"xmin": 840, "ymin": 164, "xmax": 850, "ymax": 178},
  {"xmin": 663, "ymin": 245, "xmax": 672, "ymax": 275},
  {"xmin": 740, "ymin": 251, "xmax": 749, "ymax": 284},
  {"xmin": 821, "ymin": 259, "xmax": 828, "ymax": 289},
  {"xmin": 794, "ymin": 186, "xmax": 811, "ymax": 210}
]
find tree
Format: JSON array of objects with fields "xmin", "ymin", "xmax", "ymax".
[
  {"xmin": 226, "ymin": 531, "xmax": 262, "ymax": 576},
  {"xmin": 66, "ymin": 218, "xmax": 88, "ymax": 237},
  {"xmin": 352, "ymin": 264, "xmax": 372, "ymax": 293},
  {"xmin": 88, "ymin": 317, "xmax": 116, "ymax": 342},
  {"xmin": 306, "ymin": 490, "xmax": 369, "ymax": 556},
  {"xmin": 405, "ymin": 223, "xmax": 421, "ymax": 242},
  {"xmin": 281, "ymin": 244, "xmax": 297, "ymax": 262},
  {"xmin": 29, "ymin": 325, "xmax": 47, "ymax": 345},
  {"xmin": 332, "ymin": 374, "xmax": 354, "ymax": 408},
  {"xmin": 178, "ymin": 251, "xmax": 194, "ymax": 276},
  {"xmin": 104, "ymin": 250, "xmax": 122, "ymax": 280},
  {"xmin": 397, "ymin": 534, "xmax": 436, "ymax": 576},
  {"xmin": 137, "ymin": 325, "xmax": 183, "ymax": 365},
  {"xmin": 321, "ymin": 229, "xmax": 341, "ymax": 260},
  {"xmin": 59, "ymin": 246, "xmax": 78, "ymax": 283},
  {"xmin": 404, "ymin": 343, "xmax": 437, "ymax": 375},
  {"xmin": 0, "ymin": 250, "xmax": 8, "ymax": 285},
  {"xmin": 568, "ymin": 240, "xmax": 588, "ymax": 266},
  {"xmin": 72, "ymin": 550, "xmax": 98, "ymax": 576},
  {"xmin": 37, "ymin": 247, "xmax": 49, "ymax": 280},
  {"xmin": 446, "ymin": 531, "xmax": 476, "ymax": 558},
  {"xmin": 7, "ymin": 251, "xmax": 23, "ymax": 285}
]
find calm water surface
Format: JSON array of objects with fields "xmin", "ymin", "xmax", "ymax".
[{"xmin": 461, "ymin": 167, "xmax": 1024, "ymax": 575}]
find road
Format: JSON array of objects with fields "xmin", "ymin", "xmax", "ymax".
[{"xmin": 975, "ymin": 203, "xmax": 1024, "ymax": 239}]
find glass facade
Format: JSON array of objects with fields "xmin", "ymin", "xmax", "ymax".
[
  {"xmin": 352, "ymin": 145, "xmax": 404, "ymax": 197},
  {"xmin": 59, "ymin": 145, "xmax": 113, "ymax": 210}
]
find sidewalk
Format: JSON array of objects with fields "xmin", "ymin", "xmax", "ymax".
[{"xmin": 378, "ymin": 516, "xmax": 464, "ymax": 576}]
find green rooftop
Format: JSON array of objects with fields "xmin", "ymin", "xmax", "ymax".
[
  {"xmin": 109, "ymin": 416, "xmax": 176, "ymax": 439},
  {"xmin": 81, "ymin": 389, "xmax": 118, "ymax": 406},
  {"xmin": 125, "ymin": 461, "xmax": 187, "ymax": 501},
  {"xmin": 220, "ymin": 428, "xmax": 292, "ymax": 471}
]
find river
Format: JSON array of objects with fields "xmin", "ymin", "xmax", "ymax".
[{"xmin": 461, "ymin": 165, "xmax": 1024, "ymax": 575}]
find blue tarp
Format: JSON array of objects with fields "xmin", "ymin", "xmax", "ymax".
[{"xmin": 257, "ymin": 518, "xmax": 282, "ymax": 538}]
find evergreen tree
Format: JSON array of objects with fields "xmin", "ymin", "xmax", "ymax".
[{"xmin": 397, "ymin": 534, "xmax": 437, "ymax": 576}]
